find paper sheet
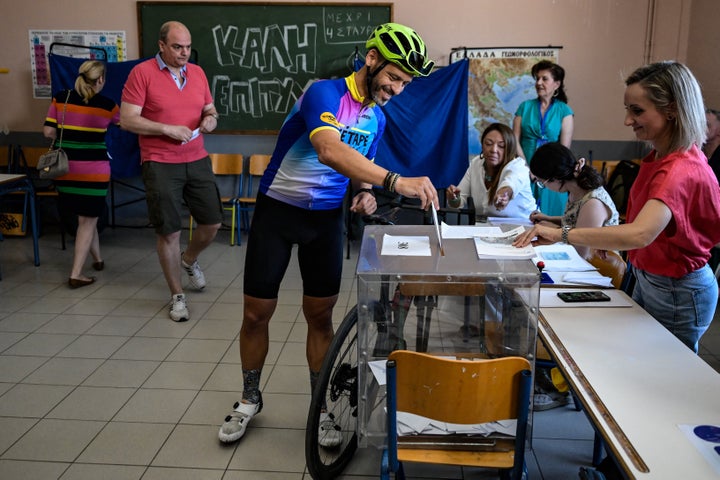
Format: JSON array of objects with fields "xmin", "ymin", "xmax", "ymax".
[
  {"xmin": 381, "ymin": 234, "xmax": 431, "ymax": 256},
  {"xmin": 678, "ymin": 424, "xmax": 720, "ymax": 475},
  {"xmin": 441, "ymin": 222, "xmax": 502, "ymax": 239},
  {"xmin": 533, "ymin": 244, "xmax": 597, "ymax": 271},
  {"xmin": 430, "ymin": 206, "xmax": 443, "ymax": 254},
  {"xmin": 487, "ymin": 216, "xmax": 534, "ymax": 227},
  {"xmin": 474, "ymin": 237, "xmax": 536, "ymax": 259},
  {"xmin": 560, "ymin": 271, "xmax": 614, "ymax": 288},
  {"xmin": 368, "ymin": 360, "xmax": 518, "ymax": 437},
  {"xmin": 182, "ymin": 128, "xmax": 201, "ymax": 144}
]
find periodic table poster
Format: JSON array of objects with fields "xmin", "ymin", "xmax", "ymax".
[{"xmin": 29, "ymin": 30, "xmax": 126, "ymax": 99}]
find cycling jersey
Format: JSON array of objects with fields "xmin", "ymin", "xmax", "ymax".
[{"xmin": 259, "ymin": 72, "xmax": 385, "ymax": 210}]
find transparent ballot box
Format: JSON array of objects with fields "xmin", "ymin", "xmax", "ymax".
[{"xmin": 355, "ymin": 225, "xmax": 540, "ymax": 448}]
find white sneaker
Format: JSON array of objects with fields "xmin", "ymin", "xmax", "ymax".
[
  {"xmin": 169, "ymin": 293, "xmax": 189, "ymax": 322},
  {"xmin": 181, "ymin": 253, "xmax": 206, "ymax": 290},
  {"xmin": 318, "ymin": 412, "xmax": 343, "ymax": 448},
  {"xmin": 218, "ymin": 400, "xmax": 262, "ymax": 443}
]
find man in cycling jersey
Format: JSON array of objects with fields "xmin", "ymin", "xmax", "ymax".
[{"xmin": 219, "ymin": 23, "xmax": 438, "ymax": 445}]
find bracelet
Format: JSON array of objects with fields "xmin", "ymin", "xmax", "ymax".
[
  {"xmin": 383, "ymin": 171, "xmax": 400, "ymax": 193},
  {"xmin": 561, "ymin": 224, "xmax": 572, "ymax": 244},
  {"xmin": 383, "ymin": 171, "xmax": 394, "ymax": 190},
  {"xmin": 204, "ymin": 112, "xmax": 219, "ymax": 119},
  {"xmin": 354, "ymin": 188, "xmax": 375, "ymax": 197}
]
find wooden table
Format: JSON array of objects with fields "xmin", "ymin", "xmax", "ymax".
[
  {"xmin": 539, "ymin": 294, "xmax": 720, "ymax": 478},
  {"xmin": 0, "ymin": 173, "xmax": 40, "ymax": 270}
]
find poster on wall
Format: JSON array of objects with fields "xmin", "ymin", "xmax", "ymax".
[
  {"xmin": 450, "ymin": 47, "xmax": 561, "ymax": 155},
  {"xmin": 29, "ymin": 30, "xmax": 127, "ymax": 99}
]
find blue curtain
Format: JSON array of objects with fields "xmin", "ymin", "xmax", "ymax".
[
  {"xmin": 48, "ymin": 53, "xmax": 148, "ymax": 178},
  {"xmin": 374, "ymin": 59, "xmax": 469, "ymax": 188}
]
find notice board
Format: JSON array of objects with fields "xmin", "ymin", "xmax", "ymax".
[{"xmin": 138, "ymin": 2, "xmax": 392, "ymax": 133}]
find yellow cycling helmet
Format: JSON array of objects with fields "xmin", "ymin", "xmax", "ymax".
[{"xmin": 365, "ymin": 23, "xmax": 434, "ymax": 77}]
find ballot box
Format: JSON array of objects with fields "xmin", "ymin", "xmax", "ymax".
[{"xmin": 355, "ymin": 225, "xmax": 540, "ymax": 448}]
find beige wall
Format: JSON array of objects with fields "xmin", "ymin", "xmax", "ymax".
[{"xmin": 1, "ymin": 0, "xmax": 715, "ymax": 140}]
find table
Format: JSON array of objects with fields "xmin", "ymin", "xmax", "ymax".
[
  {"xmin": 0, "ymin": 174, "xmax": 40, "ymax": 270},
  {"xmin": 539, "ymin": 294, "xmax": 720, "ymax": 478}
]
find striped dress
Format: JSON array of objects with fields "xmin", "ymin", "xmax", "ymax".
[{"xmin": 44, "ymin": 89, "xmax": 120, "ymax": 217}]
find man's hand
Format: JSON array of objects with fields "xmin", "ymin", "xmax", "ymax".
[
  {"xmin": 199, "ymin": 115, "xmax": 217, "ymax": 134},
  {"xmin": 350, "ymin": 191, "xmax": 377, "ymax": 216},
  {"xmin": 394, "ymin": 176, "xmax": 439, "ymax": 210},
  {"xmin": 164, "ymin": 125, "xmax": 194, "ymax": 143}
]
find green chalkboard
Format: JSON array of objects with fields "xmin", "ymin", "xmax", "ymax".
[{"xmin": 138, "ymin": 2, "xmax": 392, "ymax": 133}]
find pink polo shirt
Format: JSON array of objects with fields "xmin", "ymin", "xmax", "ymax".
[{"xmin": 122, "ymin": 56, "xmax": 213, "ymax": 164}]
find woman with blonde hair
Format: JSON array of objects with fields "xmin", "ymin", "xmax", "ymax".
[
  {"xmin": 515, "ymin": 61, "xmax": 720, "ymax": 353},
  {"xmin": 43, "ymin": 60, "xmax": 120, "ymax": 288}
]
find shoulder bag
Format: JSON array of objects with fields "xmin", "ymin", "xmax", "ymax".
[{"xmin": 37, "ymin": 90, "xmax": 71, "ymax": 179}]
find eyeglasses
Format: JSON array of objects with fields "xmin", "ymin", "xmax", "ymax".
[
  {"xmin": 536, "ymin": 178, "xmax": 551, "ymax": 189},
  {"xmin": 377, "ymin": 33, "xmax": 434, "ymax": 76},
  {"xmin": 402, "ymin": 50, "xmax": 434, "ymax": 76}
]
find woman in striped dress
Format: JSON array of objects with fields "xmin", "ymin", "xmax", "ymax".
[{"xmin": 43, "ymin": 60, "xmax": 120, "ymax": 288}]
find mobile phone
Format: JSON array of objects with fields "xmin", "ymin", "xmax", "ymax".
[{"xmin": 557, "ymin": 291, "xmax": 611, "ymax": 303}]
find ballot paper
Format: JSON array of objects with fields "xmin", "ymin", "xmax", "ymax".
[
  {"xmin": 430, "ymin": 206, "xmax": 443, "ymax": 255},
  {"xmin": 561, "ymin": 271, "xmax": 614, "ymax": 287},
  {"xmin": 181, "ymin": 128, "xmax": 201, "ymax": 144},
  {"xmin": 487, "ymin": 216, "xmax": 534, "ymax": 227},
  {"xmin": 533, "ymin": 244, "xmax": 597, "ymax": 271},
  {"xmin": 440, "ymin": 222, "xmax": 502, "ymax": 239},
  {"xmin": 474, "ymin": 234, "xmax": 536, "ymax": 259},
  {"xmin": 381, "ymin": 234, "xmax": 431, "ymax": 256}
]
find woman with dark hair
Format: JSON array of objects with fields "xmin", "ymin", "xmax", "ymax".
[
  {"xmin": 515, "ymin": 61, "xmax": 720, "ymax": 354},
  {"xmin": 43, "ymin": 60, "xmax": 119, "ymax": 288},
  {"xmin": 513, "ymin": 60, "xmax": 574, "ymax": 217},
  {"xmin": 447, "ymin": 122, "xmax": 536, "ymax": 220},
  {"xmin": 528, "ymin": 142, "xmax": 619, "ymax": 259}
]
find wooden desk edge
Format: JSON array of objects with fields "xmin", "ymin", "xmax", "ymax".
[{"xmin": 537, "ymin": 313, "xmax": 650, "ymax": 476}]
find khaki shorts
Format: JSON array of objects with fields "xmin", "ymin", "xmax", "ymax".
[{"xmin": 142, "ymin": 157, "xmax": 223, "ymax": 235}]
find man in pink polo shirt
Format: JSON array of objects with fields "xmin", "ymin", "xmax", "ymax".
[{"xmin": 121, "ymin": 20, "xmax": 222, "ymax": 322}]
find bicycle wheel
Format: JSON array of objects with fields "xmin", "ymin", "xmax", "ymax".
[{"xmin": 305, "ymin": 306, "xmax": 360, "ymax": 479}]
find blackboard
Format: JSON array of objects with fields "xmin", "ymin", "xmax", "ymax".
[{"xmin": 138, "ymin": 2, "xmax": 393, "ymax": 133}]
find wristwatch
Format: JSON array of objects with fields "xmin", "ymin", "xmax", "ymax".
[{"xmin": 561, "ymin": 224, "xmax": 572, "ymax": 244}]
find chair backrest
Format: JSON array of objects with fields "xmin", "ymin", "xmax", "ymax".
[
  {"xmin": 387, "ymin": 350, "xmax": 531, "ymax": 425},
  {"xmin": 209, "ymin": 153, "xmax": 244, "ymax": 175},
  {"xmin": 604, "ymin": 159, "xmax": 640, "ymax": 218},
  {"xmin": 209, "ymin": 153, "xmax": 244, "ymax": 200},
  {"xmin": 248, "ymin": 154, "xmax": 271, "ymax": 176},
  {"xmin": 239, "ymin": 154, "xmax": 272, "ymax": 199},
  {"xmin": 588, "ymin": 250, "xmax": 627, "ymax": 290}
]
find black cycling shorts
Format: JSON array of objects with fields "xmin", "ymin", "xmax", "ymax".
[{"xmin": 243, "ymin": 192, "xmax": 344, "ymax": 299}]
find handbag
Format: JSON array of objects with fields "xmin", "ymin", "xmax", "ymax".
[{"xmin": 37, "ymin": 91, "xmax": 71, "ymax": 179}]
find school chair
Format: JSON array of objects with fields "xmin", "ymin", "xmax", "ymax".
[
  {"xmin": 236, "ymin": 154, "xmax": 271, "ymax": 235},
  {"xmin": 382, "ymin": 351, "xmax": 532, "ymax": 480},
  {"xmin": 189, "ymin": 153, "xmax": 243, "ymax": 245}
]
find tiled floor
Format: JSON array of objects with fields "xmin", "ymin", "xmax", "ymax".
[{"xmin": 1, "ymin": 225, "xmax": 719, "ymax": 479}]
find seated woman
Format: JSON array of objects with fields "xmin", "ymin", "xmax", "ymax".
[
  {"xmin": 447, "ymin": 123, "xmax": 536, "ymax": 221},
  {"xmin": 528, "ymin": 142, "xmax": 620, "ymax": 411},
  {"xmin": 529, "ymin": 142, "xmax": 619, "ymax": 259}
]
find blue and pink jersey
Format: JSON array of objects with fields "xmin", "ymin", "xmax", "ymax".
[{"xmin": 260, "ymin": 73, "xmax": 385, "ymax": 210}]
